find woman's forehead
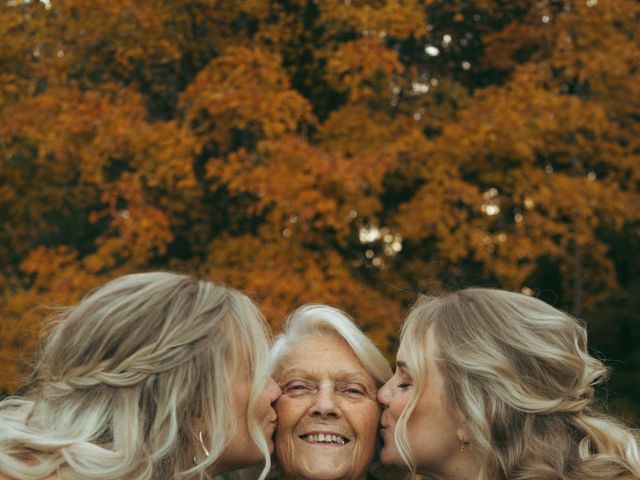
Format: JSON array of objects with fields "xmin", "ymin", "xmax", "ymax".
[
  {"xmin": 400, "ymin": 325, "xmax": 437, "ymax": 353},
  {"xmin": 275, "ymin": 335, "xmax": 375, "ymax": 383},
  {"xmin": 281, "ymin": 334, "xmax": 352, "ymax": 359}
]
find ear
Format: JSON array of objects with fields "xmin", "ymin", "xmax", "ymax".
[
  {"xmin": 192, "ymin": 417, "xmax": 206, "ymax": 436},
  {"xmin": 456, "ymin": 425, "xmax": 471, "ymax": 444}
]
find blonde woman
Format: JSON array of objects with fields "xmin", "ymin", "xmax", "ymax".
[
  {"xmin": 0, "ymin": 272, "xmax": 280, "ymax": 480},
  {"xmin": 378, "ymin": 288, "xmax": 640, "ymax": 480}
]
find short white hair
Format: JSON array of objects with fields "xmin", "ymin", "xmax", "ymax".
[{"xmin": 271, "ymin": 304, "xmax": 391, "ymax": 386}]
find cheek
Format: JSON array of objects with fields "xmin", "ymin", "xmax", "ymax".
[
  {"xmin": 350, "ymin": 402, "xmax": 380, "ymax": 440},
  {"xmin": 344, "ymin": 403, "xmax": 380, "ymax": 468},
  {"xmin": 388, "ymin": 393, "xmax": 410, "ymax": 422},
  {"xmin": 232, "ymin": 380, "xmax": 251, "ymax": 408},
  {"xmin": 274, "ymin": 397, "xmax": 304, "ymax": 433},
  {"xmin": 257, "ymin": 390, "xmax": 273, "ymax": 418}
]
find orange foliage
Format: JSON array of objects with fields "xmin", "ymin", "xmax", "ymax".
[{"xmin": 1, "ymin": 0, "xmax": 639, "ymax": 395}]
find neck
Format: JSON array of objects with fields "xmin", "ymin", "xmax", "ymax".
[
  {"xmin": 419, "ymin": 452, "xmax": 481, "ymax": 480},
  {"xmin": 280, "ymin": 474, "xmax": 368, "ymax": 480}
]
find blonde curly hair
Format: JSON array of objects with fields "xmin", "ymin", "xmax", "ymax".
[
  {"xmin": 394, "ymin": 288, "xmax": 640, "ymax": 479},
  {"xmin": 0, "ymin": 272, "xmax": 273, "ymax": 480}
]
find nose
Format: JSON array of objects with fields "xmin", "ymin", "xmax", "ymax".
[
  {"xmin": 267, "ymin": 377, "xmax": 281, "ymax": 404},
  {"xmin": 377, "ymin": 380, "xmax": 391, "ymax": 407},
  {"xmin": 309, "ymin": 385, "xmax": 341, "ymax": 419}
]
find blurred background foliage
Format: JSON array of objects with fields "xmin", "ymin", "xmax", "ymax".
[{"xmin": 0, "ymin": 0, "xmax": 638, "ymax": 423}]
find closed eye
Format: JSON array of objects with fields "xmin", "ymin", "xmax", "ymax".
[
  {"xmin": 338, "ymin": 382, "xmax": 372, "ymax": 399},
  {"xmin": 283, "ymin": 382, "xmax": 314, "ymax": 395},
  {"xmin": 344, "ymin": 387, "xmax": 366, "ymax": 396},
  {"xmin": 393, "ymin": 368, "xmax": 413, "ymax": 390}
]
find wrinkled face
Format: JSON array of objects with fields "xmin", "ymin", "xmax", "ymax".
[
  {"xmin": 216, "ymin": 355, "xmax": 281, "ymax": 472},
  {"xmin": 377, "ymin": 329, "xmax": 463, "ymax": 476},
  {"xmin": 274, "ymin": 335, "xmax": 380, "ymax": 480}
]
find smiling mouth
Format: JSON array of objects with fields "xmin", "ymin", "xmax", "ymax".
[{"xmin": 299, "ymin": 433, "xmax": 350, "ymax": 445}]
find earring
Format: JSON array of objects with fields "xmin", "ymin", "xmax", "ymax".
[
  {"xmin": 193, "ymin": 431, "xmax": 211, "ymax": 465},
  {"xmin": 198, "ymin": 430, "xmax": 210, "ymax": 457},
  {"xmin": 460, "ymin": 441, "xmax": 469, "ymax": 453}
]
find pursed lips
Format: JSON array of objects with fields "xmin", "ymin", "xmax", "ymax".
[
  {"xmin": 267, "ymin": 417, "xmax": 278, "ymax": 432},
  {"xmin": 379, "ymin": 412, "xmax": 392, "ymax": 432}
]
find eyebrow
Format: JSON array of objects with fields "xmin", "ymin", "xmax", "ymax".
[
  {"xmin": 395, "ymin": 361, "xmax": 408, "ymax": 370},
  {"xmin": 276, "ymin": 368, "xmax": 375, "ymax": 386}
]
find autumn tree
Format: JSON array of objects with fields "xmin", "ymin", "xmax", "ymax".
[{"xmin": 1, "ymin": 0, "xmax": 638, "ymax": 420}]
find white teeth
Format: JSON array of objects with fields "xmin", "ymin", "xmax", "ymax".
[
  {"xmin": 303, "ymin": 434, "xmax": 347, "ymax": 444},
  {"xmin": 332, "ymin": 435, "xmax": 344, "ymax": 444}
]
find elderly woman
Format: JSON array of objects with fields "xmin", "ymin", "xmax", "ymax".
[
  {"xmin": 269, "ymin": 304, "xmax": 394, "ymax": 480},
  {"xmin": 378, "ymin": 288, "xmax": 640, "ymax": 480},
  {"xmin": 0, "ymin": 272, "xmax": 280, "ymax": 480}
]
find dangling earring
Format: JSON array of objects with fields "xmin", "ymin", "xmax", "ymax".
[
  {"xmin": 194, "ymin": 430, "xmax": 211, "ymax": 464},
  {"xmin": 198, "ymin": 430, "xmax": 210, "ymax": 457},
  {"xmin": 460, "ymin": 441, "xmax": 468, "ymax": 453}
]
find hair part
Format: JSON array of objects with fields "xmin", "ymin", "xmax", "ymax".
[
  {"xmin": 0, "ymin": 272, "xmax": 273, "ymax": 480},
  {"xmin": 395, "ymin": 288, "xmax": 640, "ymax": 479}
]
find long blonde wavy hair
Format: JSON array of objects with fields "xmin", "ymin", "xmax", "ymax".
[
  {"xmin": 0, "ymin": 272, "xmax": 273, "ymax": 480},
  {"xmin": 394, "ymin": 288, "xmax": 640, "ymax": 479}
]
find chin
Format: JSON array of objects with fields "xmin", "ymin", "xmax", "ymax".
[
  {"xmin": 380, "ymin": 449, "xmax": 398, "ymax": 466},
  {"xmin": 301, "ymin": 469, "xmax": 348, "ymax": 480}
]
